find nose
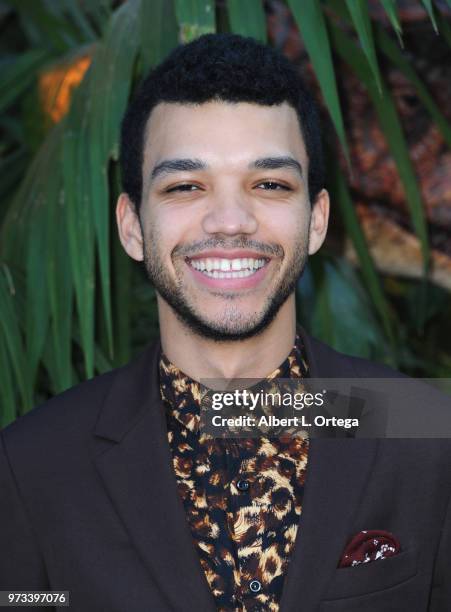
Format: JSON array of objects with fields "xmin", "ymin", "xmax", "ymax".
[{"xmin": 201, "ymin": 188, "xmax": 258, "ymax": 236}]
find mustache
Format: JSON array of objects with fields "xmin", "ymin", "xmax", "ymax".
[{"xmin": 172, "ymin": 237, "xmax": 283, "ymax": 258}]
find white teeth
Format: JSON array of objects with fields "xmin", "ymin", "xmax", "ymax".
[
  {"xmin": 190, "ymin": 258, "xmax": 266, "ymax": 271},
  {"xmin": 189, "ymin": 256, "xmax": 267, "ymax": 278}
]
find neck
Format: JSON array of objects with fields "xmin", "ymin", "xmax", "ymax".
[{"xmin": 158, "ymin": 296, "xmax": 297, "ymax": 380}]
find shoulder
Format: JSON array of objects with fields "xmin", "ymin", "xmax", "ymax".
[
  {"xmin": 1, "ymin": 340, "xmax": 160, "ymax": 453},
  {"xmin": 302, "ymin": 330, "xmax": 451, "ymax": 453},
  {"xmin": 1, "ymin": 369, "xmax": 115, "ymax": 465}
]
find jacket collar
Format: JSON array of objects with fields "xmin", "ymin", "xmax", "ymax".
[{"xmin": 93, "ymin": 325, "xmax": 356, "ymax": 442}]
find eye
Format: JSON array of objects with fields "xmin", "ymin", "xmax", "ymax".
[
  {"xmin": 165, "ymin": 183, "xmax": 201, "ymax": 193},
  {"xmin": 256, "ymin": 181, "xmax": 292, "ymax": 191}
]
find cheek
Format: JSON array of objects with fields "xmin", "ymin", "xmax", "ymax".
[
  {"xmin": 150, "ymin": 207, "xmax": 197, "ymax": 259},
  {"xmin": 261, "ymin": 207, "xmax": 307, "ymax": 247}
]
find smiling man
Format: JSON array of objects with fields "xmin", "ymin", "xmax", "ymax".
[{"xmin": 1, "ymin": 33, "xmax": 451, "ymax": 612}]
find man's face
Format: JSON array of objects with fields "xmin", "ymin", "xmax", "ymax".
[{"xmin": 118, "ymin": 100, "xmax": 328, "ymax": 340}]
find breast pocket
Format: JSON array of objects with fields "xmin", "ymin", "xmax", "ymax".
[{"xmin": 319, "ymin": 549, "xmax": 419, "ymax": 611}]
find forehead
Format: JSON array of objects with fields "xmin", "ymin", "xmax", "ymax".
[{"xmin": 142, "ymin": 100, "xmax": 308, "ymax": 174}]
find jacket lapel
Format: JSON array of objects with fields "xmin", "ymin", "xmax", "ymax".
[
  {"xmin": 92, "ymin": 342, "xmax": 216, "ymax": 612},
  {"xmin": 279, "ymin": 329, "xmax": 380, "ymax": 611}
]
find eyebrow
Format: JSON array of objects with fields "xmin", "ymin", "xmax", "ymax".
[
  {"xmin": 150, "ymin": 158, "xmax": 207, "ymax": 182},
  {"xmin": 149, "ymin": 155, "xmax": 303, "ymax": 183},
  {"xmin": 251, "ymin": 156, "xmax": 303, "ymax": 178}
]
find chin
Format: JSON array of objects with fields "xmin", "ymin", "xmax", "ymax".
[
  {"xmin": 190, "ymin": 323, "xmax": 268, "ymax": 342},
  {"xmin": 176, "ymin": 305, "xmax": 279, "ymax": 342}
]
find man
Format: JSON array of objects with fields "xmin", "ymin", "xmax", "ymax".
[{"xmin": 1, "ymin": 33, "xmax": 450, "ymax": 612}]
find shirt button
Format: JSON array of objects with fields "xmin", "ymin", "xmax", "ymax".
[
  {"xmin": 236, "ymin": 479, "xmax": 250, "ymax": 492},
  {"xmin": 249, "ymin": 579, "xmax": 262, "ymax": 593}
]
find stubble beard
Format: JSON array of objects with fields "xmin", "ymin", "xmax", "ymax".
[{"xmin": 142, "ymin": 229, "xmax": 309, "ymax": 342}]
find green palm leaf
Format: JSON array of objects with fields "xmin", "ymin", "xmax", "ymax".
[
  {"xmin": 174, "ymin": 0, "xmax": 216, "ymax": 42},
  {"xmin": 86, "ymin": 0, "xmax": 142, "ymax": 361},
  {"xmin": 379, "ymin": 0, "xmax": 403, "ymax": 45},
  {"xmin": 227, "ymin": 0, "xmax": 267, "ymax": 42},
  {"xmin": 0, "ymin": 49, "xmax": 50, "ymax": 115},
  {"xmin": 0, "ymin": 265, "xmax": 31, "ymax": 413},
  {"xmin": 345, "ymin": 0, "xmax": 383, "ymax": 92},
  {"xmin": 0, "ymin": 334, "xmax": 16, "ymax": 427},
  {"xmin": 421, "ymin": 0, "xmax": 438, "ymax": 33},
  {"xmin": 63, "ymin": 111, "xmax": 95, "ymax": 378},
  {"xmin": 287, "ymin": 0, "xmax": 349, "ymax": 162},
  {"xmin": 139, "ymin": 0, "xmax": 178, "ymax": 72}
]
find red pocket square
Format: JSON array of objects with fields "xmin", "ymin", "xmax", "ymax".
[{"xmin": 338, "ymin": 530, "xmax": 401, "ymax": 568}]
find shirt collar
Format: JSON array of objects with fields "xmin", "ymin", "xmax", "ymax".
[{"xmin": 159, "ymin": 334, "xmax": 308, "ymax": 432}]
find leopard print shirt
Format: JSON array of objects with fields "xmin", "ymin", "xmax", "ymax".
[{"xmin": 159, "ymin": 335, "xmax": 309, "ymax": 611}]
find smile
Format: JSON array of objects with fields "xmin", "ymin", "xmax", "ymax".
[{"xmin": 187, "ymin": 257, "xmax": 268, "ymax": 279}]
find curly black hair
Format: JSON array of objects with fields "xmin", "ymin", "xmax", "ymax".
[{"xmin": 120, "ymin": 33, "xmax": 324, "ymax": 209}]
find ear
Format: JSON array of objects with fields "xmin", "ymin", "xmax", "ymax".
[
  {"xmin": 308, "ymin": 188, "xmax": 330, "ymax": 255},
  {"xmin": 116, "ymin": 193, "xmax": 144, "ymax": 261}
]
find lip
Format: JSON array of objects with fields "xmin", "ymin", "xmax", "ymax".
[{"xmin": 185, "ymin": 256, "xmax": 272, "ymax": 290}]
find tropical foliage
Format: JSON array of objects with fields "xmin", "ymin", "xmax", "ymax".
[{"xmin": 1, "ymin": 0, "xmax": 451, "ymax": 426}]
